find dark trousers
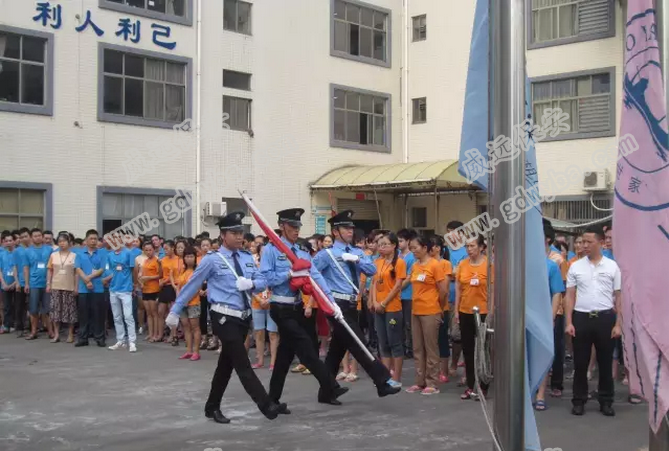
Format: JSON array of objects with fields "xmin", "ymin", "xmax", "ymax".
[
  {"xmin": 304, "ymin": 308, "xmax": 319, "ymax": 354},
  {"xmin": 3, "ymin": 289, "xmax": 15, "ymax": 329},
  {"xmin": 325, "ymin": 303, "xmax": 390, "ymax": 387},
  {"xmin": 460, "ymin": 312, "xmax": 488, "ymax": 391},
  {"xmin": 551, "ymin": 315, "xmax": 565, "ymax": 391},
  {"xmin": 77, "ymin": 293, "xmax": 106, "ymax": 343},
  {"xmin": 199, "ymin": 296, "xmax": 209, "ymax": 336},
  {"xmin": 205, "ymin": 311, "xmax": 270, "ymax": 412},
  {"xmin": 14, "ymin": 288, "xmax": 27, "ymax": 332},
  {"xmin": 401, "ymin": 298, "xmax": 413, "ymax": 356},
  {"xmin": 572, "ymin": 310, "xmax": 616, "ymax": 407},
  {"xmin": 268, "ymin": 304, "xmax": 338, "ymax": 402}
]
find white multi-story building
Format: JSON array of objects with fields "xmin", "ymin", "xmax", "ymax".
[{"xmin": 0, "ymin": 0, "xmax": 622, "ymax": 239}]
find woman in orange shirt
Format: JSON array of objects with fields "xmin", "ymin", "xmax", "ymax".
[
  {"xmin": 428, "ymin": 236, "xmax": 453, "ymax": 383},
  {"xmin": 405, "ymin": 235, "xmax": 449, "ymax": 395},
  {"xmin": 159, "ymin": 241, "xmax": 179, "ymax": 345},
  {"xmin": 176, "ymin": 246, "xmax": 202, "ymax": 361},
  {"xmin": 455, "ymin": 235, "xmax": 493, "ymax": 400},
  {"xmin": 139, "ymin": 241, "xmax": 162, "ymax": 342},
  {"xmin": 370, "ymin": 233, "xmax": 407, "ymax": 387}
]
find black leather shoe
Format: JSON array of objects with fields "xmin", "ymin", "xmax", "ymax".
[
  {"xmin": 277, "ymin": 403, "xmax": 291, "ymax": 415},
  {"xmin": 377, "ymin": 382, "xmax": 401, "ymax": 398},
  {"xmin": 205, "ymin": 409, "xmax": 231, "ymax": 424},
  {"xmin": 260, "ymin": 402, "xmax": 280, "ymax": 420},
  {"xmin": 96, "ymin": 340, "xmax": 106, "ymax": 347},
  {"xmin": 600, "ymin": 404, "xmax": 615, "ymax": 417},
  {"xmin": 571, "ymin": 405, "xmax": 585, "ymax": 416},
  {"xmin": 318, "ymin": 396, "xmax": 343, "ymax": 406},
  {"xmin": 333, "ymin": 386, "xmax": 349, "ymax": 399},
  {"xmin": 74, "ymin": 341, "xmax": 89, "ymax": 347}
]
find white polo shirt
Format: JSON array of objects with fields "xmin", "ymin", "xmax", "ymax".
[{"xmin": 566, "ymin": 255, "xmax": 621, "ymax": 313}]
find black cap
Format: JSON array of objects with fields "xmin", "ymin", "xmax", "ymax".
[
  {"xmin": 216, "ymin": 211, "xmax": 245, "ymax": 231},
  {"xmin": 277, "ymin": 208, "xmax": 305, "ymax": 227},
  {"xmin": 328, "ymin": 210, "xmax": 355, "ymax": 228}
]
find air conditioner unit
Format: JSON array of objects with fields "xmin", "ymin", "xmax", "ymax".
[
  {"xmin": 203, "ymin": 201, "xmax": 226, "ymax": 217},
  {"xmin": 583, "ymin": 170, "xmax": 610, "ymax": 192}
]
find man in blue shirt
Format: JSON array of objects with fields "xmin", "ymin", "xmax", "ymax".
[
  {"xmin": 151, "ymin": 234, "xmax": 165, "ymax": 259},
  {"xmin": 75, "ymin": 229, "xmax": 106, "ymax": 347},
  {"xmin": 23, "ymin": 228, "xmax": 54, "ymax": 340},
  {"xmin": 445, "ymin": 221, "xmax": 468, "ymax": 374},
  {"xmin": 166, "ymin": 212, "xmax": 284, "ymax": 425},
  {"xmin": 104, "ymin": 246, "xmax": 137, "ymax": 352},
  {"xmin": 397, "ymin": 228, "xmax": 417, "ymax": 358},
  {"xmin": 313, "ymin": 210, "xmax": 400, "ymax": 398},
  {"xmin": 13, "ymin": 228, "xmax": 31, "ymax": 337},
  {"xmin": 0, "ymin": 231, "xmax": 19, "ymax": 333}
]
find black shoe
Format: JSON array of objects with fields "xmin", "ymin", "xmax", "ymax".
[
  {"xmin": 277, "ymin": 403, "xmax": 291, "ymax": 415},
  {"xmin": 600, "ymin": 404, "xmax": 615, "ymax": 417},
  {"xmin": 571, "ymin": 405, "xmax": 585, "ymax": 416},
  {"xmin": 96, "ymin": 340, "xmax": 106, "ymax": 347},
  {"xmin": 333, "ymin": 386, "xmax": 349, "ymax": 399},
  {"xmin": 205, "ymin": 409, "xmax": 231, "ymax": 424},
  {"xmin": 377, "ymin": 382, "xmax": 401, "ymax": 398},
  {"xmin": 74, "ymin": 341, "xmax": 89, "ymax": 347},
  {"xmin": 318, "ymin": 396, "xmax": 343, "ymax": 406},
  {"xmin": 259, "ymin": 402, "xmax": 281, "ymax": 420}
]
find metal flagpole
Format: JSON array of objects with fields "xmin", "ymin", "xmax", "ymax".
[{"xmin": 490, "ymin": 0, "xmax": 526, "ymax": 449}]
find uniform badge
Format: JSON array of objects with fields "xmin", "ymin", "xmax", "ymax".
[
  {"xmin": 278, "ymin": 255, "xmax": 287, "ymax": 261},
  {"xmin": 245, "ymin": 263, "xmax": 254, "ymax": 267},
  {"xmin": 218, "ymin": 315, "xmax": 227, "ymax": 325}
]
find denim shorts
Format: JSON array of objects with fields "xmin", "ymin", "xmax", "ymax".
[
  {"xmin": 375, "ymin": 310, "xmax": 404, "ymax": 358},
  {"xmin": 252, "ymin": 308, "xmax": 278, "ymax": 333},
  {"xmin": 29, "ymin": 288, "xmax": 50, "ymax": 315}
]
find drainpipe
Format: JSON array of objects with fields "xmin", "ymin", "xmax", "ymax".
[
  {"xmin": 402, "ymin": 0, "xmax": 410, "ymax": 163},
  {"xmin": 195, "ymin": 0, "xmax": 203, "ymax": 234}
]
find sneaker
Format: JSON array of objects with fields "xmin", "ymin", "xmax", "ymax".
[
  {"xmin": 405, "ymin": 385, "xmax": 423, "ymax": 393},
  {"xmin": 251, "ymin": 362, "xmax": 263, "ymax": 369},
  {"xmin": 128, "ymin": 343, "xmax": 137, "ymax": 353},
  {"xmin": 108, "ymin": 342, "xmax": 126, "ymax": 350},
  {"xmin": 461, "ymin": 389, "xmax": 476, "ymax": 400},
  {"xmin": 421, "ymin": 387, "xmax": 440, "ymax": 396},
  {"xmin": 180, "ymin": 352, "xmax": 194, "ymax": 360},
  {"xmin": 387, "ymin": 379, "xmax": 403, "ymax": 389},
  {"xmin": 190, "ymin": 353, "xmax": 201, "ymax": 361}
]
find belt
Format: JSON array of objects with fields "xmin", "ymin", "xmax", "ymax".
[
  {"xmin": 210, "ymin": 303, "xmax": 252, "ymax": 320},
  {"xmin": 575, "ymin": 308, "xmax": 615, "ymax": 318},
  {"xmin": 270, "ymin": 295, "xmax": 300, "ymax": 305},
  {"xmin": 332, "ymin": 292, "xmax": 357, "ymax": 303}
]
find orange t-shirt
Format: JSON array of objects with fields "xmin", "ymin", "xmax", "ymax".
[
  {"xmin": 410, "ymin": 257, "xmax": 447, "ymax": 316},
  {"xmin": 373, "ymin": 257, "xmax": 407, "ymax": 313},
  {"xmin": 438, "ymin": 259, "xmax": 453, "ymax": 311},
  {"xmin": 457, "ymin": 257, "xmax": 492, "ymax": 314},
  {"xmin": 177, "ymin": 268, "xmax": 200, "ymax": 306},
  {"xmin": 160, "ymin": 255, "xmax": 183, "ymax": 285},
  {"xmin": 141, "ymin": 256, "xmax": 160, "ymax": 294}
]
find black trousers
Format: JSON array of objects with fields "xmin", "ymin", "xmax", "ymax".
[
  {"xmin": 199, "ymin": 296, "xmax": 209, "ymax": 336},
  {"xmin": 205, "ymin": 311, "xmax": 271, "ymax": 412},
  {"xmin": 324, "ymin": 302, "xmax": 390, "ymax": 387},
  {"xmin": 303, "ymin": 308, "xmax": 319, "ymax": 354},
  {"xmin": 268, "ymin": 304, "xmax": 338, "ymax": 402},
  {"xmin": 3, "ymin": 289, "xmax": 15, "ymax": 329},
  {"xmin": 460, "ymin": 312, "xmax": 489, "ymax": 391},
  {"xmin": 77, "ymin": 293, "xmax": 106, "ymax": 343},
  {"xmin": 572, "ymin": 310, "xmax": 616, "ymax": 406},
  {"xmin": 551, "ymin": 315, "xmax": 565, "ymax": 391},
  {"xmin": 14, "ymin": 288, "xmax": 27, "ymax": 332},
  {"xmin": 401, "ymin": 298, "xmax": 413, "ymax": 355}
]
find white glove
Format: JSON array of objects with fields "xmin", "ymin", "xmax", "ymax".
[
  {"xmin": 236, "ymin": 277, "xmax": 254, "ymax": 291},
  {"xmin": 290, "ymin": 269, "xmax": 310, "ymax": 278},
  {"xmin": 331, "ymin": 303, "xmax": 344, "ymax": 321},
  {"xmin": 341, "ymin": 252, "xmax": 359, "ymax": 263},
  {"xmin": 166, "ymin": 312, "xmax": 179, "ymax": 327}
]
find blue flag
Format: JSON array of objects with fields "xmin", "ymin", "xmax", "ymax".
[{"xmin": 458, "ymin": 1, "xmax": 555, "ymax": 450}]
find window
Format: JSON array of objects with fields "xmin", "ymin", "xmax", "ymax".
[
  {"xmin": 412, "ymin": 15, "xmax": 426, "ymax": 41},
  {"xmin": 529, "ymin": 0, "xmax": 614, "ymax": 48},
  {"xmin": 0, "ymin": 186, "xmax": 47, "ymax": 230},
  {"xmin": 412, "ymin": 97, "xmax": 427, "ymax": 124},
  {"xmin": 100, "ymin": 0, "xmax": 192, "ymax": 26},
  {"xmin": 531, "ymin": 67, "xmax": 615, "ymax": 140},
  {"xmin": 99, "ymin": 44, "xmax": 191, "ymax": 129},
  {"xmin": 541, "ymin": 196, "xmax": 612, "ymax": 224},
  {"xmin": 332, "ymin": 0, "xmax": 390, "ymax": 67},
  {"xmin": 223, "ymin": 96, "xmax": 252, "ymax": 131},
  {"xmin": 331, "ymin": 84, "xmax": 390, "ymax": 152},
  {"xmin": 223, "ymin": 70, "xmax": 251, "ymax": 91},
  {"xmin": 0, "ymin": 26, "xmax": 53, "ymax": 116},
  {"xmin": 224, "ymin": 0, "xmax": 252, "ymax": 35},
  {"xmin": 411, "ymin": 207, "xmax": 427, "ymax": 228}
]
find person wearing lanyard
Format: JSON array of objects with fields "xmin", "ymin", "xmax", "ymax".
[
  {"xmin": 445, "ymin": 222, "xmax": 468, "ymax": 378},
  {"xmin": 166, "ymin": 211, "xmax": 285, "ymax": 425},
  {"xmin": 565, "ymin": 225, "xmax": 622, "ymax": 417},
  {"xmin": 313, "ymin": 210, "xmax": 400, "ymax": 399},
  {"xmin": 74, "ymin": 230, "xmax": 106, "ymax": 347},
  {"xmin": 0, "ymin": 231, "xmax": 18, "ymax": 334},
  {"xmin": 23, "ymin": 228, "xmax": 54, "ymax": 340},
  {"xmin": 397, "ymin": 228, "xmax": 417, "ymax": 359},
  {"xmin": 13, "ymin": 228, "xmax": 31, "ymax": 337},
  {"xmin": 105, "ymin": 244, "xmax": 137, "ymax": 352},
  {"xmin": 261, "ymin": 208, "xmax": 347, "ymax": 409},
  {"xmin": 46, "ymin": 233, "xmax": 78, "ymax": 343}
]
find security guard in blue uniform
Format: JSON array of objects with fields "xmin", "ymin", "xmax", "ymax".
[
  {"xmin": 260, "ymin": 208, "xmax": 349, "ymax": 408},
  {"xmin": 313, "ymin": 210, "xmax": 400, "ymax": 398},
  {"xmin": 167, "ymin": 211, "xmax": 285, "ymax": 424}
]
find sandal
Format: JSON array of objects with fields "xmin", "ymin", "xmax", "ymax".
[
  {"xmin": 251, "ymin": 363, "xmax": 264, "ymax": 369},
  {"xmin": 291, "ymin": 364, "xmax": 306, "ymax": 373},
  {"xmin": 345, "ymin": 373, "xmax": 359, "ymax": 382},
  {"xmin": 405, "ymin": 385, "xmax": 424, "ymax": 393},
  {"xmin": 179, "ymin": 352, "xmax": 193, "ymax": 360},
  {"xmin": 336, "ymin": 372, "xmax": 349, "ymax": 381},
  {"xmin": 549, "ymin": 389, "xmax": 562, "ymax": 398},
  {"xmin": 171, "ymin": 337, "xmax": 179, "ymax": 347},
  {"xmin": 534, "ymin": 400, "xmax": 548, "ymax": 411},
  {"xmin": 50, "ymin": 337, "xmax": 60, "ymax": 343},
  {"xmin": 302, "ymin": 369, "xmax": 312, "ymax": 376},
  {"xmin": 25, "ymin": 334, "xmax": 37, "ymax": 340},
  {"xmin": 628, "ymin": 395, "xmax": 643, "ymax": 404}
]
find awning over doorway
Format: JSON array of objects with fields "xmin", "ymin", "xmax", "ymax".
[{"xmin": 310, "ymin": 160, "xmax": 476, "ymax": 194}]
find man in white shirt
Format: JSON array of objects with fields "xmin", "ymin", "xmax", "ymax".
[{"xmin": 565, "ymin": 225, "xmax": 622, "ymax": 417}]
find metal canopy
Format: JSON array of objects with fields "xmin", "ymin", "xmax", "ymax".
[{"xmin": 309, "ymin": 160, "xmax": 476, "ymax": 193}]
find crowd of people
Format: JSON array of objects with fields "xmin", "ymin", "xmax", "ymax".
[{"xmin": 0, "ymin": 212, "xmax": 634, "ymax": 417}]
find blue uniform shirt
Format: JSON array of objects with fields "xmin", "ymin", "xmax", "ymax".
[
  {"xmin": 1, "ymin": 249, "xmax": 17, "ymax": 286},
  {"xmin": 399, "ymin": 251, "xmax": 415, "ymax": 300},
  {"xmin": 171, "ymin": 246, "xmax": 268, "ymax": 315},
  {"xmin": 128, "ymin": 246, "xmax": 142, "ymax": 262},
  {"xmin": 312, "ymin": 240, "xmax": 376, "ymax": 295},
  {"xmin": 24, "ymin": 245, "xmax": 52, "ymax": 288},
  {"xmin": 602, "ymin": 249, "xmax": 615, "ymax": 261},
  {"xmin": 107, "ymin": 248, "xmax": 136, "ymax": 293},
  {"xmin": 448, "ymin": 246, "xmax": 468, "ymax": 304},
  {"xmin": 567, "ymin": 251, "xmax": 576, "ymax": 260},
  {"xmin": 14, "ymin": 246, "xmax": 28, "ymax": 287},
  {"xmin": 260, "ymin": 237, "xmax": 335, "ymax": 303},
  {"xmin": 546, "ymin": 257, "xmax": 565, "ymax": 299},
  {"xmin": 75, "ymin": 248, "xmax": 105, "ymax": 293}
]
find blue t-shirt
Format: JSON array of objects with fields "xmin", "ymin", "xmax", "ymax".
[
  {"xmin": 567, "ymin": 251, "xmax": 575, "ymax": 260},
  {"xmin": 546, "ymin": 257, "xmax": 565, "ymax": 299},
  {"xmin": 602, "ymin": 249, "xmax": 615, "ymax": 261},
  {"xmin": 449, "ymin": 246, "xmax": 468, "ymax": 304},
  {"xmin": 75, "ymin": 248, "xmax": 106, "ymax": 293},
  {"xmin": 128, "ymin": 246, "xmax": 142, "ymax": 262},
  {"xmin": 107, "ymin": 249, "xmax": 136, "ymax": 293},
  {"xmin": 0, "ymin": 249, "xmax": 17, "ymax": 286},
  {"xmin": 24, "ymin": 245, "xmax": 53, "ymax": 288},
  {"xmin": 13, "ymin": 246, "xmax": 28, "ymax": 287},
  {"xmin": 400, "ymin": 251, "xmax": 415, "ymax": 300}
]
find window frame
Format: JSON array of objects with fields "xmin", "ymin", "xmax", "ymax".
[
  {"xmin": 98, "ymin": 43, "xmax": 193, "ymax": 129},
  {"xmin": 99, "ymin": 0, "xmax": 194, "ymax": 26},
  {"xmin": 330, "ymin": 0, "xmax": 392, "ymax": 68},
  {"xmin": 0, "ymin": 181, "xmax": 53, "ymax": 230},
  {"xmin": 0, "ymin": 25, "xmax": 54, "ymax": 116},
  {"xmin": 223, "ymin": 69, "xmax": 252, "ymax": 91},
  {"xmin": 530, "ymin": 67, "xmax": 616, "ymax": 142},
  {"xmin": 411, "ymin": 207, "xmax": 427, "ymax": 228},
  {"xmin": 329, "ymin": 83, "xmax": 392, "ymax": 153},
  {"xmin": 222, "ymin": 95, "xmax": 252, "ymax": 132},
  {"xmin": 412, "ymin": 97, "xmax": 427, "ymax": 124},
  {"xmin": 412, "ymin": 14, "xmax": 426, "ymax": 42},
  {"xmin": 223, "ymin": 0, "xmax": 253, "ymax": 35},
  {"xmin": 97, "ymin": 186, "xmax": 193, "ymax": 237},
  {"xmin": 527, "ymin": 0, "xmax": 615, "ymax": 50}
]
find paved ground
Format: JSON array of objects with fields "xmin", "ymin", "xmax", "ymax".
[{"xmin": 0, "ymin": 333, "xmax": 650, "ymax": 451}]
